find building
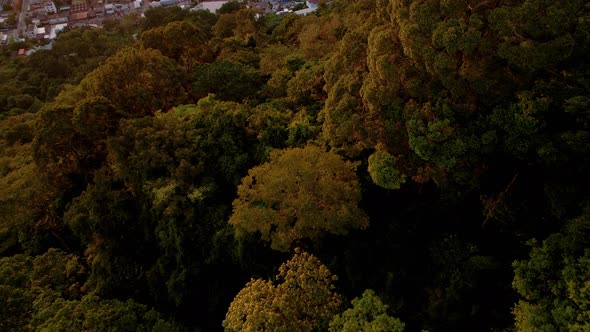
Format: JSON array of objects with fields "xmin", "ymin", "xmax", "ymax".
[
  {"xmin": 192, "ymin": 1, "xmax": 228, "ymax": 13},
  {"xmin": 47, "ymin": 16, "xmax": 68, "ymax": 24},
  {"xmin": 159, "ymin": 0, "xmax": 176, "ymax": 6},
  {"xmin": 72, "ymin": 11, "xmax": 87, "ymax": 20},
  {"xmin": 104, "ymin": 3, "xmax": 114, "ymax": 14},
  {"xmin": 49, "ymin": 22, "xmax": 67, "ymax": 38},
  {"xmin": 44, "ymin": 1, "xmax": 57, "ymax": 13},
  {"xmin": 25, "ymin": 24, "xmax": 37, "ymax": 38},
  {"xmin": 36, "ymin": 26, "xmax": 46, "ymax": 38},
  {"xmin": 113, "ymin": 3, "xmax": 129, "ymax": 12},
  {"xmin": 294, "ymin": 7, "xmax": 315, "ymax": 15},
  {"xmin": 306, "ymin": 0, "xmax": 318, "ymax": 8},
  {"xmin": 25, "ymin": 24, "xmax": 49, "ymax": 39}
]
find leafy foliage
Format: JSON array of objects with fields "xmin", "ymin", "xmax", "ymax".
[
  {"xmin": 368, "ymin": 150, "xmax": 406, "ymax": 190},
  {"xmin": 513, "ymin": 214, "xmax": 590, "ymax": 331},
  {"xmin": 80, "ymin": 46, "xmax": 185, "ymax": 115},
  {"xmin": 329, "ymin": 289, "xmax": 405, "ymax": 332},
  {"xmin": 223, "ymin": 249, "xmax": 342, "ymax": 331},
  {"xmin": 0, "ymin": 0, "xmax": 589, "ymax": 331},
  {"xmin": 32, "ymin": 294, "xmax": 180, "ymax": 332},
  {"xmin": 230, "ymin": 145, "xmax": 368, "ymax": 251}
]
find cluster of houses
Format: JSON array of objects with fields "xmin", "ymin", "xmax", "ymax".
[
  {"xmin": 196, "ymin": 0, "xmax": 322, "ymax": 15},
  {"xmin": 22, "ymin": 0, "xmax": 144, "ymax": 40},
  {"xmin": 247, "ymin": 0, "xmax": 322, "ymax": 16},
  {"xmin": 14, "ymin": 0, "xmax": 324, "ymax": 43}
]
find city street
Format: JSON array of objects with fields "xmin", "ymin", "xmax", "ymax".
[{"xmin": 17, "ymin": 0, "xmax": 29, "ymax": 36}]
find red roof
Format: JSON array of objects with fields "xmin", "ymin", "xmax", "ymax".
[{"xmin": 18, "ymin": 49, "xmax": 26, "ymax": 55}]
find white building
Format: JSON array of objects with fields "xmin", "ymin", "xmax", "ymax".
[
  {"xmin": 306, "ymin": 0, "xmax": 318, "ymax": 8},
  {"xmin": 191, "ymin": 1, "xmax": 228, "ymax": 13},
  {"xmin": 104, "ymin": 3, "xmax": 114, "ymax": 14},
  {"xmin": 44, "ymin": 1, "xmax": 57, "ymax": 13},
  {"xmin": 37, "ymin": 26, "xmax": 46, "ymax": 37},
  {"xmin": 294, "ymin": 7, "xmax": 315, "ymax": 15},
  {"xmin": 49, "ymin": 23, "xmax": 67, "ymax": 39}
]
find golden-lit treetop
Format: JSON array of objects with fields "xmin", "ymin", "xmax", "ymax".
[{"xmin": 229, "ymin": 145, "xmax": 368, "ymax": 251}]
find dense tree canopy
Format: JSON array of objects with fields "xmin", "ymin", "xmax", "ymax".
[
  {"xmin": 513, "ymin": 214, "xmax": 590, "ymax": 331},
  {"xmin": 329, "ymin": 289, "xmax": 405, "ymax": 332},
  {"xmin": 223, "ymin": 249, "xmax": 342, "ymax": 331},
  {"xmin": 229, "ymin": 145, "xmax": 368, "ymax": 251},
  {"xmin": 0, "ymin": 0, "xmax": 589, "ymax": 330}
]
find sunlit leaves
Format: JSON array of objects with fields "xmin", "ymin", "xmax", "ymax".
[
  {"xmin": 140, "ymin": 20, "xmax": 212, "ymax": 72},
  {"xmin": 329, "ymin": 289, "xmax": 405, "ymax": 332},
  {"xmin": 224, "ymin": 249, "xmax": 342, "ymax": 331},
  {"xmin": 80, "ymin": 47, "xmax": 185, "ymax": 115},
  {"xmin": 230, "ymin": 145, "xmax": 368, "ymax": 251},
  {"xmin": 513, "ymin": 215, "xmax": 590, "ymax": 331},
  {"xmin": 368, "ymin": 150, "xmax": 406, "ymax": 190}
]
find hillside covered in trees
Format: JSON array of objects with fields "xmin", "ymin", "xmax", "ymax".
[{"xmin": 1, "ymin": 0, "xmax": 589, "ymax": 331}]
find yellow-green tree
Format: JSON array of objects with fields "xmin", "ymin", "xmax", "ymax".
[
  {"xmin": 229, "ymin": 145, "xmax": 368, "ymax": 252},
  {"xmin": 223, "ymin": 249, "xmax": 342, "ymax": 331},
  {"xmin": 80, "ymin": 47, "xmax": 185, "ymax": 116},
  {"xmin": 513, "ymin": 214, "xmax": 590, "ymax": 331},
  {"xmin": 140, "ymin": 20, "xmax": 212, "ymax": 73},
  {"xmin": 329, "ymin": 289, "xmax": 405, "ymax": 332}
]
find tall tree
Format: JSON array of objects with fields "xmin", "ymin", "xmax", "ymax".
[
  {"xmin": 80, "ymin": 47, "xmax": 185, "ymax": 115},
  {"xmin": 140, "ymin": 20, "xmax": 213, "ymax": 73},
  {"xmin": 329, "ymin": 289, "xmax": 405, "ymax": 332},
  {"xmin": 224, "ymin": 249, "xmax": 342, "ymax": 331},
  {"xmin": 513, "ymin": 213, "xmax": 590, "ymax": 331},
  {"xmin": 229, "ymin": 145, "xmax": 368, "ymax": 252},
  {"xmin": 66, "ymin": 97, "xmax": 257, "ymax": 328}
]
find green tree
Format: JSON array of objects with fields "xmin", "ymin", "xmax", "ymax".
[
  {"xmin": 513, "ymin": 214, "xmax": 590, "ymax": 331},
  {"xmin": 0, "ymin": 249, "xmax": 87, "ymax": 331},
  {"xmin": 229, "ymin": 145, "xmax": 368, "ymax": 252},
  {"xmin": 141, "ymin": 6, "xmax": 189, "ymax": 31},
  {"xmin": 223, "ymin": 249, "xmax": 342, "ymax": 331},
  {"xmin": 191, "ymin": 61, "xmax": 261, "ymax": 102},
  {"xmin": 0, "ymin": 114, "xmax": 52, "ymax": 253},
  {"xmin": 321, "ymin": 30, "xmax": 372, "ymax": 156},
  {"xmin": 246, "ymin": 102, "xmax": 292, "ymax": 150},
  {"xmin": 80, "ymin": 46, "xmax": 185, "ymax": 115},
  {"xmin": 329, "ymin": 289, "xmax": 405, "ymax": 332},
  {"xmin": 7, "ymin": 13, "xmax": 16, "ymax": 26},
  {"xmin": 31, "ymin": 294, "xmax": 180, "ymax": 332},
  {"xmin": 140, "ymin": 20, "xmax": 212, "ymax": 73},
  {"xmin": 66, "ymin": 97, "xmax": 257, "ymax": 322},
  {"xmin": 218, "ymin": 1, "xmax": 242, "ymax": 15},
  {"xmin": 0, "ymin": 254, "xmax": 33, "ymax": 332},
  {"xmin": 367, "ymin": 150, "xmax": 406, "ymax": 190}
]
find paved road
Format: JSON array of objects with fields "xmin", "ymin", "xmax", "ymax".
[{"xmin": 17, "ymin": 0, "xmax": 29, "ymax": 36}]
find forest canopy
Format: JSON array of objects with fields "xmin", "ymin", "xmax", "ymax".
[{"xmin": 0, "ymin": 0, "xmax": 589, "ymax": 331}]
